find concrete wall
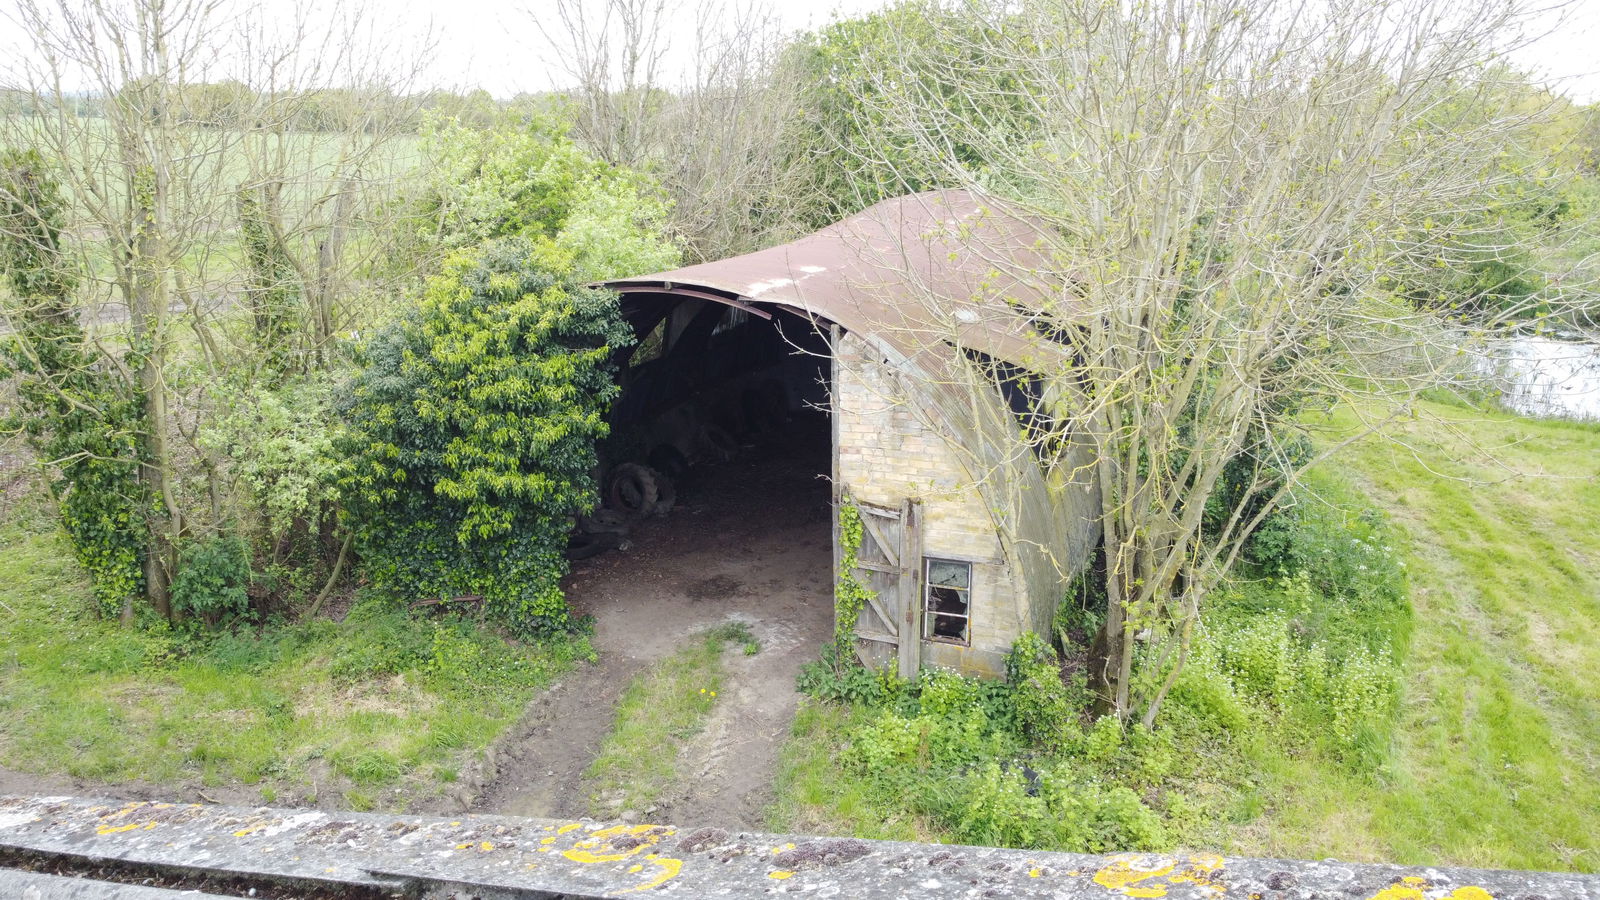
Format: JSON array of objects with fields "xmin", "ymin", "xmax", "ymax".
[
  {"xmin": 9, "ymin": 794, "xmax": 1597, "ymax": 899},
  {"xmin": 832, "ymin": 332, "xmax": 1099, "ymax": 678}
]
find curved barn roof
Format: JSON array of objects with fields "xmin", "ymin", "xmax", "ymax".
[{"xmin": 602, "ymin": 190, "xmax": 1069, "ymax": 368}]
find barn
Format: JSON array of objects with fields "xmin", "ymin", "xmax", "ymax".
[{"xmin": 599, "ymin": 190, "xmax": 1101, "ymax": 678}]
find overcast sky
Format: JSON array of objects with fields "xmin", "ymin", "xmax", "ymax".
[
  {"xmin": 2, "ymin": 0, "xmax": 1597, "ymax": 103},
  {"xmin": 412, "ymin": 0, "xmax": 889, "ymax": 95},
  {"xmin": 417, "ymin": 0, "xmax": 1600, "ymax": 102}
]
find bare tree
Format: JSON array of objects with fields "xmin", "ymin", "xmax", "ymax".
[
  {"xmin": 523, "ymin": 0, "xmax": 810, "ymax": 260},
  {"xmin": 0, "ymin": 0, "xmax": 430, "ymax": 617},
  {"xmin": 531, "ymin": 0, "xmax": 676, "ymax": 170},
  {"xmin": 838, "ymin": 0, "xmax": 1593, "ymax": 723}
]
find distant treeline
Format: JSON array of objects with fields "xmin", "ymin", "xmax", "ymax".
[{"xmin": 0, "ymin": 84, "xmax": 566, "ymax": 133}]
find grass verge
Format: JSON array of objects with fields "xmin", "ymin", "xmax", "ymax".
[
  {"xmin": 584, "ymin": 621, "xmax": 754, "ymax": 816},
  {"xmin": 1232, "ymin": 399, "xmax": 1600, "ymax": 872},
  {"xmin": 0, "ymin": 504, "xmax": 589, "ymax": 811}
]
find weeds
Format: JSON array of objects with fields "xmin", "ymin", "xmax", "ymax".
[{"xmin": 776, "ymin": 468, "xmax": 1410, "ymax": 857}]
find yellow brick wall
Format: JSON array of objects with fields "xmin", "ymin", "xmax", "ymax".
[{"xmin": 833, "ymin": 333, "xmax": 1020, "ymax": 678}]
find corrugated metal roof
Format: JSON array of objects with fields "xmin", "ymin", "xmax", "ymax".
[{"xmin": 603, "ymin": 190, "xmax": 1070, "ymax": 368}]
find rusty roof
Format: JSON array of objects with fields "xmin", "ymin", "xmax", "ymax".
[{"xmin": 603, "ymin": 190, "xmax": 1070, "ymax": 368}]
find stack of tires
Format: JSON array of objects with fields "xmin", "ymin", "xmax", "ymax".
[{"xmin": 565, "ymin": 463, "xmax": 677, "ymax": 560}]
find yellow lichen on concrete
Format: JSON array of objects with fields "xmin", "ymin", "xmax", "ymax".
[
  {"xmin": 1091, "ymin": 854, "xmax": 1235, "ymax": 898},
  {"xmin": 618, "ymin": 856, "xmax": 681, "ymax": 894},
  {"xmin": 1369, "ymin": 877, "xmax": 1494, "ymax": 900},
  {"xmin": 1093, "ymin": 855, "xmax": 1179, "ymax": 898},
  {"xmin": 95, "ymin": 821, "xmax": 158, "ymax": 835},
  {"xmin": 561, "ymin": 824, "xmax": 684, "ymax": 893},
  {"xmin": 769, "ymin": 870, "xmax": 796, "ymax": 880},
  {"xmin": 1170, "ymin": 853, "xmax": 1225, "ymax": 898}
]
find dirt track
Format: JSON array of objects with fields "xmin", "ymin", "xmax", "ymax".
[{"xmin": 466, "ymin": 424, "xmax": 835, "ymax": 828}]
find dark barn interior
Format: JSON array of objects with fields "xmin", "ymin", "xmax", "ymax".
[{"xmin": 567, "ymin": 292, "xmax": 833, "ymax": 564}]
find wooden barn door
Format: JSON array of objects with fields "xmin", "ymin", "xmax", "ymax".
[{"xmin": 847, "ymin": 499, "xmax": 923, "ymax": 678}]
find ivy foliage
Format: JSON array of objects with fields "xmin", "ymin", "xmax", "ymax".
[
  {"xmin": 0, "ymin": 149, "xmax": 147, "ymax": 617},
  {"xmin": 236, "ymin": 186, "xmax": 303, "ymax": 378},
  {"xmin": 833, "ymin": 502, "xmax": 874, "ymax": 659},
  {"xmin": 339, "ymin": 240, "xmax": 633, "ymax": 635}
]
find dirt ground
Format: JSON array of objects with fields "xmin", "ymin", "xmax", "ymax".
[{"xmin": 465, "ymin": 419, "xmax": 836, "ymax": 829}]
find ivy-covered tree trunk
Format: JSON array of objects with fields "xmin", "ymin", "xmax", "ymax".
[
  {"xmin": 125, "ymin": 155, "xmax": 179, "ymax": 620},
  {"xmin": 0, "ymin": 150, "xmax": 149, "ymax": 619},
  {"xmin": 237, "ymin": 182, "xmax": 303, "ymax": 379}
]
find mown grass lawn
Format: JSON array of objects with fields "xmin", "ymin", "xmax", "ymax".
[
  {"xmin": 0, "ymin": 503, "xmax": 588, "ymax": 811},
  {"xmin": 1236, "ymin": 400, "xmax": 1600, "ymax": 872}
]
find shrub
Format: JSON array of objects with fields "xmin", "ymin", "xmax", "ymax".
[
  {"xmin": 1005, "ymin": 632, "xmax": 1075, "ymax": 748},
  {"xmin": 340, "ymin": 240, "xmax": 633, "ymax": 636},
  {"xmin": 201, "ymin": 376, "xmax": 341, "ymax": 548},
  {"xmin": 796, "ymin": 644, "xmax": 896, "ymax": 706},
  {"xmin": 842, "ymin": 712, "xmax": 922, "ymax": 772},
  {"xmin": 170, "ymin": 534, "xmax": 252, "ymax": 624},
  {"xmin": 407, "ymin": 114, "xmax": 678, "ymax": 281},
  {"xmin": 947, "ymin": 762, "xmax": 1054, "ymax": 848}
]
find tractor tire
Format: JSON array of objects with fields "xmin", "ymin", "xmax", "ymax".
[{"xmin": 607, "ymin": 463, "xmax": 659, "ymax": 520}]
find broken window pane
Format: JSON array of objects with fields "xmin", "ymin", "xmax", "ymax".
[
  {"xmin": 924, "ymin": 558, "xmax": 971, "ymax": 644},
  {"xmin": 927, "ymin": 560, "xmax": 970, "ymax": 589}
]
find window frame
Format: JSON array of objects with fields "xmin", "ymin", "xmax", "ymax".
[{"xmin": 922, "ymin": 556, "xmax": 973, "ymax": 647}]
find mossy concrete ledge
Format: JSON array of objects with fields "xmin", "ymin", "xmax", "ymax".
[{"xmin": 1, "ymin": 795, "xmax": 1597, "ymax": 899}]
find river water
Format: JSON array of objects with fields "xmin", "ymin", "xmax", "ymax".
[{"xmin": 1482, "ymin": 334, "xmax": 1600, "ymax": 421}]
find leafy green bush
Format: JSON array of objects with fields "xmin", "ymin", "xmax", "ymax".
[
  {"xmin": 202, "ymin": 376, "xmax": 341, "ymax": 545},
  {"xmin": 841, "ymin": 711, "xmax": 922, "ymax": 772},
  {"xmin": 170, "ymin": 534, "xmax": 252, "ymax": 624},
  {"xmin": 1005, "ymin": 632, "xmax": 1077, "ymax": 747},
  {"xmin": 796, "ymin": 644, "xmax": 896, "ymax": 705},
  {"xmin": 340, "ymin": 240, "xmax": 633, "ymax": 636},
  {"xmin": 407, "ymin": 113, "xmax": 678, "ymax": 281},
  {"xmin": 799, "ymin": 651, "xmax": 1175, "ymax": 853}
]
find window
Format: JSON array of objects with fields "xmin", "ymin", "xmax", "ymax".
[
  {"xmin": 924, "ymin": 558, "xmax": 972, "ymax": 645},
  {"xmin": 630, "ymin": 319, "xmax": 667, "ymax": 368}
]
